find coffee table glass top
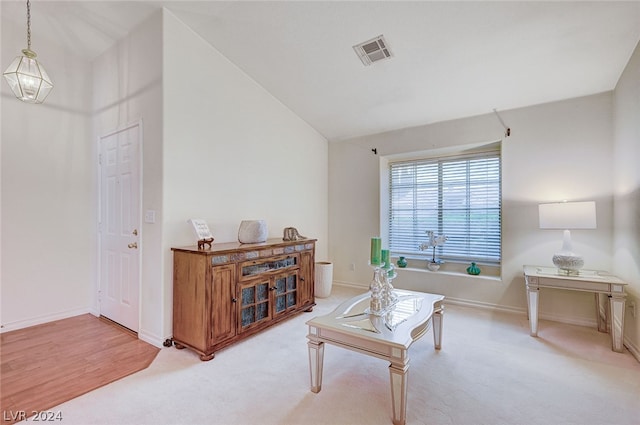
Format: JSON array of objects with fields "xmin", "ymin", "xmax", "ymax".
[{"xmin": 333, "ymin": 290, "xmax": 423, "ymax": 333}]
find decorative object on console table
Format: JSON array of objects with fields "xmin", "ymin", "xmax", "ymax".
[
  {"xmin": 283, "ymin": 227, "xmax": 306, "ymax": 241},
  {"xmin": 419, "ymin": 230, "xmax": 448, "ymax": 271},
  {"xmin": 538, "ymin": 201, "xmax": 596, "ymax": 275},
  {"xmin": 238, "ymin": 220, "xmax": 268, "ymax": 243},
  {"xmin": 466, "ymin": 262, "xmax": 481, "ymax": 275},
  {"xmin": 188, "ymin": 218, "xmax": 214, "ymax": 250}
]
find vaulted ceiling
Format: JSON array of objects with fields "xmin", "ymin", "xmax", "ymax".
[{"xmin": 3, "ymin": 1, "xmax": 640, "ymax": 141}]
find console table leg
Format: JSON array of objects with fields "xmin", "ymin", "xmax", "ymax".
[
  {"xmin": 308, "ymin": 339, "xmax": 325, "ymax": 393},
  {"xmin": 609, "ymin": 295, "xmax": 626, "ymax": 353},
  {"xmin": 526, "ymin": 285, "xmax": 539, "ymax": 336},
  {"xmin": 595, "ymin": 293, "xmax": 609, "ymax": 333},
  {"xmin": 389, "ymin": 362, "xmax": 409, "ymax": 425}
]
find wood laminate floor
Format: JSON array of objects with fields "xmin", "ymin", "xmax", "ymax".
[{"xmin": 0, "ymin": 314, "xmax": 159, "ymax": 424}]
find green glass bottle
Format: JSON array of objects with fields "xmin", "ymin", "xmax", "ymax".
[
  {"xmin": 466, "ymin": 262, "xmax": 481, "ymax": 275},
  {"xmin": 397, "ymin": 256, "xmax": 408, "ymax": 268}
]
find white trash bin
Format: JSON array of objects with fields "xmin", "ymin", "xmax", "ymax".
[{"xmin": 314, "ymin": 262, "xmax": 333, "ymax": 298}]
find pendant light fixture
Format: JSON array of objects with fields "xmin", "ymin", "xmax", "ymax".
[{"xmin": 3, "ymin": 0, "xmax": 53, "ymax": 104}]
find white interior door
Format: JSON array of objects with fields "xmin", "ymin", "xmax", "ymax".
[{"xmin": 99, "ymin": 123, "xmax": 141, "ymax": 332}]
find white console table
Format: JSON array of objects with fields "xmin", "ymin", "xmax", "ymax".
[{"xmin": 523, "ymin": 265, "xmax": 627, "ymax": 352}]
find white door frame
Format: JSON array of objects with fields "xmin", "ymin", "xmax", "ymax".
[{"xmin": 97, "ymin": 120, "xmax": 143, "ymax": 332}]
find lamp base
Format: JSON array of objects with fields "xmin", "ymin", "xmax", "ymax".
[{"xmin": 552, "ymin": 252, "xmax": 584, "ymax": 276}]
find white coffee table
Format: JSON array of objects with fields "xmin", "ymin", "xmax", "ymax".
[{"xmin": 306, "ymin": 290, "xmax": 444, "ymax": 425}]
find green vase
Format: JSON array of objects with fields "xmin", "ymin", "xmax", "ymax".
[
  {"xmin": 396, "ymin": 256, "xmax": 407, "ymax": 268},
  {"xmin": 466, "ymin": 262, "xmax": 481, "ymax": 275}
]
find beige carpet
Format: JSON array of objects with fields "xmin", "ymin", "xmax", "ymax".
[{"xmin": 35, "ymin": 285, "xmax": 640, "ymax": 425}]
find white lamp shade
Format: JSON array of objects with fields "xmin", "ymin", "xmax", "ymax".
[
  {"xmin": 539, "ymin": 201, "xmax": 596, "ymax": 229},
  {"xmin": 3, "ymin": 53, "xmax": 53, "ymax": 104}
]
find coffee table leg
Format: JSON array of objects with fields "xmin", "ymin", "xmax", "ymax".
[
  {"xmin": 526, "ymin": 285, "xmax": 539, "ymax": 336},
  {"xmin": 308, "ymin": 340, "xmax": 325, "ymax": 393},
  {"xmin": 389, "ymin": 362, "xmax": 409, "ymax": 425},
  {"xmin": 432, "ymin": 306, "xmax": 443, "ymax": 349}
]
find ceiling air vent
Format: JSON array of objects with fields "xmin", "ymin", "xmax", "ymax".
[{"xmin": 353, "ymin": 35, "xmax": 392, "ymax": 66}]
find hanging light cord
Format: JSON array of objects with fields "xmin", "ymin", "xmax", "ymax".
[{"xmin": 26, "ymin": 0, "xmax": 32, "ymax": 51}]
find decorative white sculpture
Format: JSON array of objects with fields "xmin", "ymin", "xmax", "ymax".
[
  {"xmin": 419, "ymin": 230, "xmax": 448, "ymax": 271},
  {"xmin": 238, "ymin": 220, "xmax": 268, "ymax": 244}
]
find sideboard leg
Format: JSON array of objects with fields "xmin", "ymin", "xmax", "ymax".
[{"xmin": 199, "ymin": 353, "xmax": 215, "ymax": 361}]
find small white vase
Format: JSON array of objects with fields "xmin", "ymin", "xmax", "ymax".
[
  {"xmin": 238, "ymin": 220, "xmax": 268, "ymax": 243},
  {"xmin": 427, "ymin": 262, "xmax": 441, "ymax": 271}
]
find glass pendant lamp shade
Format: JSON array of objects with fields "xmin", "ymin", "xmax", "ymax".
[
  {"xmin": 3, "ymin": 0, "xmax": 53, "ymax": 104},
  {"xmin": 3, "ymin": 49, "xmax": 53, "ymax": 104}
]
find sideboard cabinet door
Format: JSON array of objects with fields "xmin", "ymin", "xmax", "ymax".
[
  {"xmin": 238, "ymin": 278, "xmax": 272, "ymax": 333},
  {"xmin": 210, "ymin": 264, "xmax": 236, "ymax": 345},
  {"xmin": 299, "ymin": 250, "xmax": 314, "ymax": 308}
]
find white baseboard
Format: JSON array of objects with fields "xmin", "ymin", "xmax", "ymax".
[
  {"xmin": 334, "ymin": 280, "xmax": 367, "ymax": 290},
  {"xmin": 624, "ymin": 336, "xmax": 640, "ymax": 362},
  {"xmin": 0, "ymin": 308, "xmax": 92, "ymax": 333},
  {"xmin": 138, "ymin": 329, "xmax": 165, "ymax": 348},
  {"xmin": 335, "ymin": 281, "xmax": 640, "ymax": 363},
  {"xmin": 443, "ymin": 296, "xmax": 525, "ymax": 315},
  {"xmin": 334, "ymin": 281, "xmax": 598, "ymax": 328}
]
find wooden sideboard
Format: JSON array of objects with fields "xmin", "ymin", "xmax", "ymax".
[{"xmin": 169, "ymin": 238, "xmax": 316, "ymax": 360}]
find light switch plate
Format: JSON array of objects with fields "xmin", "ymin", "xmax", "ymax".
[{"xmin": 145, "ymin": 210, "xmax": 156, "ymax": 223}]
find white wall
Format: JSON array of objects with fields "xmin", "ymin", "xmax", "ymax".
[
  {"xmin": 92, "ymin": 10, "xmax": 164, "ymax": 345},
  {"xmin": 1, "ymin": 14, "xmax": 93, "ymax": 330},
  {"xmin": 330, "ymin": 93, "xmax": 614, "ymax": 324},
  {"xmin": 613, "ymin": 40, "xmax": 640, "ymax": 355},
  {"xmin": 1, "ymin": 8, "xmax": 328, "ymax": 343},
  {"xmin": 162, "ymin": 11, "xmax": 328, "ymax": 338}
]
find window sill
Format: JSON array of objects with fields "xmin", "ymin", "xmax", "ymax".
[
  {"xmin": 394, "ymin": 266, "xmax": 501, "ymax": 281},
  {"xmin": 392, "ymin": 258, "xmax": 501, "ymax": 281}
]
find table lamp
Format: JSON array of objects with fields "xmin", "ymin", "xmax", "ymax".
[{"xmin": 538, "ymin": 201, "xmax": 596, "ymax": 275}]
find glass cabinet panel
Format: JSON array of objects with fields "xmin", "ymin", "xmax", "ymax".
[
  {"xmin": 240, "ymin": 281, "xmax": 270, "ymax": 329},
  {"xmin": 241, "ymin": 255, "xmax": 297, "ymax": 278},
  {"xmin": 274, "ymin": 272, "xmax": 297, "ymax": 315}
]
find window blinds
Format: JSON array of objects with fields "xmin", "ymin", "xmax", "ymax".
[{"xmin": 388, "ymin": 151, "xmax": 501, "ymax": 264}]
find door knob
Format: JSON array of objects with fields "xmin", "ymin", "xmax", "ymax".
[
  {"xmin": 132, "ymin": 229, "xmax": 138, "ymax": 236},
  {"xmin": 128, "ymin": 242, "xmax": 138, "ymax": 249}
]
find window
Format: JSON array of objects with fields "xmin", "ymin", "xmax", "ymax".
[{"xmin": 388, "ymin": 151, "xmax": 501, "ymax": 265}]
